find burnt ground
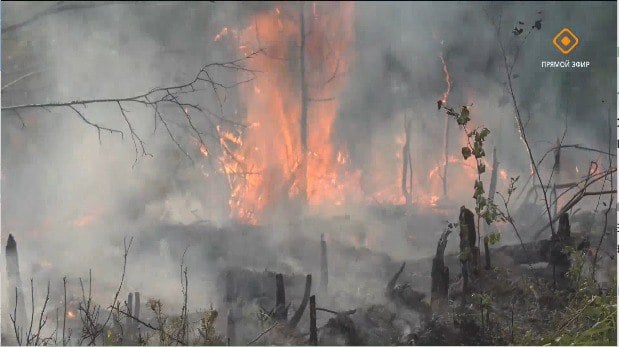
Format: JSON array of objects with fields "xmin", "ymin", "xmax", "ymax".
[{"xmin": 2, "ymin": 203, "xmax": 615, "ymax": 345}]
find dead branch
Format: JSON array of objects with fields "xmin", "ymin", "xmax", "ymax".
[
  {"xmin": 386, "ymin": 262, "xmax": 406, "ymax": 294},
  {"xmin": 33, "ymin": 281, "xmax": 52, "ymax": 345},
  {"xmin": 1, "ymin": 69, "xmax": 46, "ymax": 91},
  {"xmin": 494, "ymin": 18, "xmax": 555, "ymax": 239},
  {"xmin": 533, "ymin": 168, "xmax": 616, "ymax": 238},
  {"xmin": 247, "ymin": 322, "xmax": 281, "ymax": 345},
  {"xmin": 551, "ymin": 144, "xmax": 616, "ymax": 157},
  {"xmin": 316, "ymin": 307, "xmax": 356, "ymax": 316},
  {"xmin": 2, "ymin": 52, "xmax": 260, "ymax": 164},
  {"xmin": 102, "ymin": 236, "xmax": 133, "ymax": 342},
  {"xmin": 115, "ymin": 309, "xmax": 185, "ymax": 346},
  {"xmin": 2, "ymin": 2, "xmax": 126, "ymax": 34},
  {"xmin": 10, "ymin": 287, "xmax": 23, "ymax": 345}
]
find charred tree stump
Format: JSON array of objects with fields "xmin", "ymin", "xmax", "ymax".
[
  {"xmin": 6, "ymin": 234, "xmax": 27, "ymax": 338},
  {"xmin": 551, "ymin": 213, "xmax": 571, "ymax": 270},
  {"xmin": 320, "ymin": 234, "xmax": 328, "ymax": 294},
  {"xmin": 289, "ymin": 274, "xmax": 312, "ymax": 328},
  {"xmin": 126, "ymin": 292, "xmax": 133, "ymax": 330},
  {"xmin": 133, "ymin": 292, "xmax": 141, "ymax": 339},
  {"xmin": 274, "ymin": 274, "xmax": 287, "ymax": 321},
  {"xmin": 483, "ymin": 236, "xmax": 491, "ymax": 270},
  {"xmin": 431, "ymin": 228, "xmax": 452, "ymax": 313},
  {"xmin": 459, "ymin": 206, "xmax": 478, "ymax": 295},
  {"xmin": 125, "ymin": 292, "xmax": 140, "ymax": 341},
  {"xmin": 309, "ymin": 295, "xmax": 318, "ymax": 345}
]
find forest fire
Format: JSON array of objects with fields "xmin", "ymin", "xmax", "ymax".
[
  {"xmin": 213, "ymin": 5, "xmax": 495, "ymax": 223},
  {"xmin": 218, "ymin": 3, "xmax": 360, "ymax": 223}
]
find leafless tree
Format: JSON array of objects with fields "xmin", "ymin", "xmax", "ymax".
[{"xmin": 2, "ymin": 52, "xmax": 260, "ymax": 168}]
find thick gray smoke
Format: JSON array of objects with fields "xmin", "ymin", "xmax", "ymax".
[{"xmin": 1, "ymin": 1, "xmax": 616, "ymax": 341}]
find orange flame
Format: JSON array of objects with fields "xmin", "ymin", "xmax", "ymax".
[
  {"xmin": 219, "ymin": 3, "xmax": 358, "ymax": 223},
  {"xmin": 439, "ymin": 52, "xmax": 451, "ymax": 104},
  {"xmin": 72, "ymin": 208, "xmax": 103, "ymax": 228},
  {"xmin": 214, "ymin": 27, "xmax": 229, "ymax": 42}
]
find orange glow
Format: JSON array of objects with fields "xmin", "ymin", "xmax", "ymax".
[
  {"xmin": 214, "ymin": 27, "xmax": 229, "ymax": 42},
  {"xmin": 199, "ymin": 144, "xmax": 208, "ymax": 157},
  {"xmin": 500, "ymin": 169, "xmax": 507, "ymax": 181},
  {"xmin": 203, "ymin": 6, "xmax": 503, "ymax": 223},
  {"xmin": 72, "ymin": 208, "xmax": 103, "ymax": 228},
  {"xmin": 217, "ymin": 3, "xmax": 359, "ymax": 223},
  {"xmin": 439, "ymin": 52, "xmax": 451, "ymax": 103},
  {"xmin": 67, "ymin": 310, "xmax": 75, "ymax": 318}
]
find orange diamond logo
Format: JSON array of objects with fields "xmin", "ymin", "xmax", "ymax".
[{"xmin": 553, "ymin": 28, "xmax": 579, "ymax": 55}]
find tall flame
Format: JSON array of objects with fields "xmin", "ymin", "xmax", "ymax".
[
  {"xmin": 221, "ymin": 3, "xmax": 358, "ymax": 223},
  {"xmin": 439, "ymin": 52, "xmax": 451, "ymax": 104}
]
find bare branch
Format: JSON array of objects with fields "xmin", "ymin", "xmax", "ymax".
[{"xmin": 2, "ymin": 52, "xmax": 260, "ymax": 164}]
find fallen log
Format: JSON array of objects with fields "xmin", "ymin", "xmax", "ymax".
[{"xmin": 386, "ymin": 262, "xmax": 431, "ymax": 321}]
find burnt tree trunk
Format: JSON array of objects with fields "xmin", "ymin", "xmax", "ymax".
[
  {"xmin": 320, "ymin": 234, "xmax": 328, "ymax": 294},
  {"xmin": 5, "ymin": 234, "xmax": 27, "ymax": 337},
  {"xmin": 484, "ymin": 236, "xmax": 491, "ymax": 270},
  {"xmin": 124, "ymin": 292, "xmax": 140, "ymax": 342},
  {"xmin": 275, "ymin": 274, "xmax": 288, "ymax": 321},
  {"xmin": 289, "ymin": 274, "xmax": 312, "ymax": 328},
  {"xmin": 134, "ymin": 292, "xmax": 140, "ymax": 339},
  {"xmin": 431, "ymin": 228, "xmax": 452, "ymax": 313},
  {"xmin": 459, "ymin": 206, "xmax": 478, "ymax": 295},
  {"xmin": 126, "ymin": 292, "xmax": 133, "ymax": 336},
  {"xmin": 552, "ymin": 138, "xmax": 561, "ymax": 221},
  {"xmin": 309, "ymin": 295, "xmax": 318, "ymax": 345}
]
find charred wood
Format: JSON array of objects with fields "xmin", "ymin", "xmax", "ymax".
[
  {"xmin": 274, "ymin": 274, "xmax": 287, "ymax": 321},
  {"xmin": 288, "ymin": 274, "xmax": 312, "ymax": 328},
  {"xmin": 309, "ymin": 295, "xmax": 317, "ymax": 346},
  {"xmin": 386, "ymin": 262, "xmax": 431, "ymax": 321},
  {"xmin": 431, "ymin": 228, "xmax": 452, "ymax": 313}
]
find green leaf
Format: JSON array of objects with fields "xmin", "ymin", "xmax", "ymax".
[
  {"xmin": 486, "ymin": 232, "xmax": 501, "ymax": 245},
  {"xmin": 473, "ymin": 180, "xmax": 485, "ymax": 198},
  {"xmin": 462, "ymin": 147, "xmax": 472, "ymax": 159}
]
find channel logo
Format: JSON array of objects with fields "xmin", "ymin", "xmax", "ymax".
[{"xmin": 552, "ymin": 28, "xmax": 579, "ymax": 55}]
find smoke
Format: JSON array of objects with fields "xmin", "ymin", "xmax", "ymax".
[
  {"xmin": 339, "ymin": 1, "xmax": 616, "ymax": 197},
  {"xmin": 1, "ymin": 1, "xmax": 616, "ymax": 337}
]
